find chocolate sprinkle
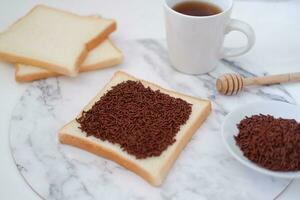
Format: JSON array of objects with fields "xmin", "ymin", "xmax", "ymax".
[
  {"xmin": 76, "ymin": 80, "xmax": 192, "ymax": 159},
  {"xmin": 235, "ymin": 114, "xmax": 300, "ymax": 171}
]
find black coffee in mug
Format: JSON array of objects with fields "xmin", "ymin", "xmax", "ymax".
[{"xmin": 172, "ymin": 1, "xmax": 222, "ymax": 17}]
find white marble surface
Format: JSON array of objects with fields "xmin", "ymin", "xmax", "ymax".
[
  {"xmin": 9, "ymin": 39, "xmax": 293, "ymax": 200},
  {"xmin": 1, "ymin": 0, "xmax": 300, "ymax": 200}
]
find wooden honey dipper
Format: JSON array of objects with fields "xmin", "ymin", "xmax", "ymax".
[{"xmin": 216, "ymin": 72, "xmax": 300, "ymax": 95}]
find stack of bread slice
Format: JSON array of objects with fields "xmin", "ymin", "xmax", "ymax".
[{"xmin": 0, "ymin": 5, "xmax": 122, "ymax": 82}]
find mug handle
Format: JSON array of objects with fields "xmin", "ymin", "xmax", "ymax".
[{"xmin": 220, "ymin": 19, "xmax": 255, "ymax": 58}]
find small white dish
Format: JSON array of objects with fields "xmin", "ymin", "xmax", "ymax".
[{"xmin": 222, "ymin": 100, "xmax": 300, "ymax": 179}]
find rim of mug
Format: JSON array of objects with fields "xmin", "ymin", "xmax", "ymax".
[{"xmin": 164, "ymin": 0, "xmax": 233, "ymax": 19}]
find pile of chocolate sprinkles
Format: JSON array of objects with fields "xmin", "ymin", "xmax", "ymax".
[
  {"xmin": 76, "ymin": 80, "xmax": 192, "ymax": 159},
  {"xmin": 235, "ymin": 114, "xmax": 300, "ymax": 171}
]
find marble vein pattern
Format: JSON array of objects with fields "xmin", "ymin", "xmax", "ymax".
[{"xmin": 10, "ymin": 39, "xmax": 292, "ymax": 200}]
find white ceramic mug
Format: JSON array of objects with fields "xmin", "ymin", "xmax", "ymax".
[{"xmin": 164, "ymin": 0, "xmax": 255, "ymax": 74}]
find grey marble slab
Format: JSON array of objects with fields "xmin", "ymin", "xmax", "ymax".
[{"xmin": 10, "ymin": 39, "xmax": 292, "ymax": 200}]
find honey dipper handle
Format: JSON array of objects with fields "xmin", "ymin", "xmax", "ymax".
[{"xmin": 243, "ymin": 72, "xmax": 300, "ymax": 86}]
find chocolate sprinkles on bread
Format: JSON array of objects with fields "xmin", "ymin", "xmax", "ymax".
[
  {"xmin": 59, "ymin": 71, "xmax": 211, "ymax": 186},
  {"xmin": 76, "ymin": 80, "xmax": 192, "ymax": 159}
]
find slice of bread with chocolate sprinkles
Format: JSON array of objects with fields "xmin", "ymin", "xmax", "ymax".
[{"xmin": 59, "ymin": 71, "xmax": 211, "ymax": 186}]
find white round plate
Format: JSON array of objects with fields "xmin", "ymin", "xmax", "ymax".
[{"xmin": 222, "ymin": 100, "xmax": 300, "ymax": 179}]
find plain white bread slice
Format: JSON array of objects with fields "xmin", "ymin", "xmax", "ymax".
[
  {"xmin": 59, "ymin": 71, "xmax": 211, "ymax": 186},
  {"xmin": 0, "ymin": 5, "xmax": 116, "ymax": 76},
  {"xmin": 15, "ymin": 39, "xmax": 123, "ymax": 82}
]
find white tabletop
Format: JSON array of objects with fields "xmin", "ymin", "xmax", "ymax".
[{"xmin": 0, "ymin": 0, "xmax": 300, "ymax": 199}]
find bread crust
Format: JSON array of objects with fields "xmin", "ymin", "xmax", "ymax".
[
  {"xmin": 59, "ymin": 71, "xmax": 211, "ymax": 186},
  {"xmin": 86, "ymin": 23, "xmax": 116, "ymax": 51},
  {"xmin": 59, "ymin": 125, "xmax": 157, "ymax": 185},
  {"xmin": 15, "ymin": 64, "xmax": 59, "ymax": 82},
  {"xmin": 159, "ymin": 101, "xmax": 211, "ymax": 183},
  {"xmin": 116, "ymin": 71, "xmax": 211, "ymax": 104},
  {"xmin": 0, "ymin": 5, "xmax": 116, "ymax": 76}
]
